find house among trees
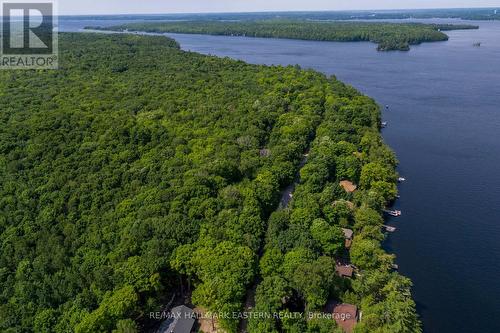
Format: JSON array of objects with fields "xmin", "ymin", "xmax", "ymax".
[
  {"xmin": 342, "ymin": 228, "xmax": 354, "ymax": 249},
  {"xmin": 332, "ymin": 303, "xmax": 359, "ymax": 333},
  {"xmin": 157, "ymin": 305, "xmax": 195, "ymax": 333},
  {"xmin": 335, "ymin": 264, "xmax": 354, "ymax": 278},
  {"xmin": 339, "ymin": 180, "xmax": 357, "ymax": 193}
]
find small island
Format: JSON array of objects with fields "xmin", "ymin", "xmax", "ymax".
[{"xmin": 89, "ymin": 20, "xmax": 479, "ymax": 51}]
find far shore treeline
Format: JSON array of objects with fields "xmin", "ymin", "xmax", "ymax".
[{"xmin": 89, "ymin": 20, "xmax": 478, "ymax": 51}]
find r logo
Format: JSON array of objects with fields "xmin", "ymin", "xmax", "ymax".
[{"xmin": 2, "ymin": 2, "xmax": 53, "ymax": 54}]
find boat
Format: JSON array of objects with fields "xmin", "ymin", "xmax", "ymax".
[
  {"xmin": 383, "ymin": 225, "xmax": 397, "ymax": 232},
  {"xmin": 398, "ymin": 177, "xmax": 406, "ymax": 182},
  {"xmin": 381, "ymin": 121, "xmax": 388, "ymax": 128},
  {"xmin": 383, "ymin": 209, "xmax": 402, "ymax": 217},
  {"xmin": 473, "ymin": 42, "xmax": 481, "ymax": 47}
]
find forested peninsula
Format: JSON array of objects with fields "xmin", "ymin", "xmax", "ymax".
[
  {"xmin": 91, "ymin": 21, "xmax": 478, "ymax": 51},
  {"xmin": 0, "ymin": 33, "xmax": 420, "ymax": 332}
]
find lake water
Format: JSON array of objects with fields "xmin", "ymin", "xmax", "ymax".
[{"xmin": 61, "ymin": 18, "xmax": 500, "ymax": 333}]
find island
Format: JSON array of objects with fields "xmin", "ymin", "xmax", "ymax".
[
  {"xmin": 90, "ymin": 20, "xmax": 478, "ymax": 51},
  {"xmin": 0, "ymin": 33, "xmax": 420, "ymax": 333}
]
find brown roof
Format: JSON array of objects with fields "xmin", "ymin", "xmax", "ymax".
[
  {"xmin": 336, "ymin": 265, "xmax": 354, "ymax": 278},
  {"xmin": 339, "ymin": 180, "xmax": 357, "ymax": 193},
  {"xmin": 332, "ymin": 303, "xmax": 358, "ymax": 333}
]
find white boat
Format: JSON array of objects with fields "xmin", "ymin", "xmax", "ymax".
[
  {"xmin": 383, "ymin": 209, "xmax": 402, "ymax": 217},
  {"xmin": 383, "ymin": 225, "xmax": 397, "ymax": 232}
]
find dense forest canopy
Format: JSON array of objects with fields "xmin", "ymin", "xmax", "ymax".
[
  {"xmin": 0, "ymin": 33, "xmax": 420, "ymax": 332},
  {"xmin": 92, "ymin": 20, "xmax": 478, "ymax": 51}
]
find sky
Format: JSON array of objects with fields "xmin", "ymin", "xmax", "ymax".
[{"xmin": 58, "ymin": 0, "xmax": 500, "ymax": 15}]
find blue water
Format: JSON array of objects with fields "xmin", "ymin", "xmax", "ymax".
[{"xmin": 59, "ymin": 18, "xmax": 500, "ymax": 332}]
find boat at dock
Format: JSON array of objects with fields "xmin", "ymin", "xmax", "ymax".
[{"xmin": 383, "ymin": 209, "xmax": 402, "ymax": 217}]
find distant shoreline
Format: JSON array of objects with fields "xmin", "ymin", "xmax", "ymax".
[{"xmin": 88, "ymin": 20, "xmax": 479, "ymax": 51}]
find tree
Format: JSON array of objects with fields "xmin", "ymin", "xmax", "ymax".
[
  {"xmin": 350, "ymin": 238, "xmax": 385, "ymax": 270},
  {"xmin": 354, "ymin": 207, "xmax": 384, "ymax": 233},
  {"xmin": 75, "ymin": 286, "xmax": 138, "ymax": 333},
  {"xmin": 189, "ymin": 241, "xmax": 255, "ymax": 332},
  {"xmin": 370, "ymin": 181, "xmax": 398, "ymax": 203},
  {"xmin": 354, "ymin": 274, "xmax": 422, "ymax": 333},
  {"xmin": 300, "ymin": 162, "xmax": 330, "ymax": 191},
  {"xmin": 34, "ymin": 309, "xmax": 58, "ymax": 333},
  {"xmin": 282, "ymin": 247, "xmax": 316, "ymax": 281},
  {"xmin": 116, "ymin": 256, "xmax": 161, "ymax": 293},
  {"xmin": 292, "ymin": 256, "xmax": 335, "ymax": 310},
  {"xmin": 307, "ymin": 316, "xmax": 341, "ymax": 333},
  {"xmin": 112, "ymin": 319, "xmax": 138, "ymax": 333},
  {"xmin": 260, "ymin": 247, "xmax": 284, "ymax": 277},
  {"xmin": 310, "ymin": 219, "xmax": 344, "ymax": 256},
  {"xmin": 248, "ymin": 276, "xmax": 291, "ymax": 333},
  {"xmin": 359, "ymin": 162, "xmax": 395, "ymax": 189}
]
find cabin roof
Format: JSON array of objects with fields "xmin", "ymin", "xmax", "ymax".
[
  {"xmin": 342, "ymin": 228, "xmax": 354, "ymax": 240},
  {"xmin": 339, "ymin": 180, "xmax": 357, "ymax": 193},
  {"xmin": 332, "ymin": 303, "xmax": 358, "ymax": 333},
  {"xmin": 336, "ymin": 265, "xmax": 354, "ymax": 278},
  {"xmin": 158, "ymin": 305, "xmax": 195, "ymax": 333}
]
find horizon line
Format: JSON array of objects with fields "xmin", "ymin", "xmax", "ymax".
[{"xmin": 56, "ymin": 6, "xmax": 500, "ymax": 17}]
